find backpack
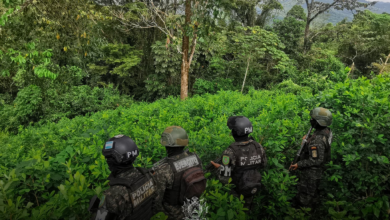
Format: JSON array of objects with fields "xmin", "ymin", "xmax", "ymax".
[
  {"xmin": 179, "ymin": 166, "xmax": 207, "ymax": 204},
  {"xmin": 237, "ymin": 169, "xmax": 262, "ymax": 196},
  {"xmin": 229, "ymin": 140, "xmax": 264, "ymax": 197}
]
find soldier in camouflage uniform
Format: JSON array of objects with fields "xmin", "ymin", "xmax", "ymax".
[
  {"xmin": 152, "ymin": 126, "xmax": 205, "ymax": 220},
  {"xmin": 88, "ymin": 135, "xmax": 158, "ymax": 220},
  {"xmin": 209, "ymin": 116, "xmax": 267, "ymax": 213},
  {"xmin": 289, "ymin": 107, "xmax": 333, "ymax": 209}
]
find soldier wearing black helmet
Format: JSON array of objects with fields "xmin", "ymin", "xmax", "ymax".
[
  {"xmin": 88, "ymin": 135, "xmax": 158, "ymax": 220},
  {"xmin": 209, "ymin": 116, "xmax": 267, "ymax": 213},
  {"xmin": 289, "ymin": 107, "xmax": 333, "ymax": 209},
  {"xmin": 152, "ymin": 126, "xmax": 206, "ymax": 220}
]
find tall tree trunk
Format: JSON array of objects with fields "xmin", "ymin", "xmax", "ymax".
[
  {"xmin": 303, "ymin": 1, "xmax": 311, "ymax": 54},
  {"xmin": 241, "ymin": 56, "xmax": 251, "ymax": 93},
  {"xmin": 180, "ymin": 0, "xmax": 191, "ymax": 100},
  {"xmin": 303, "ymin": 20, "xmax": 311, "ymax": 54}
]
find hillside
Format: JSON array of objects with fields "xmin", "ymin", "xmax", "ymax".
[{"xmin": 267, "ymin": 0, "xmax": 390, "ymax": 24}]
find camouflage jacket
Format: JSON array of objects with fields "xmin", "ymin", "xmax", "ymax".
[
  {"xmin": 217, "ymin": 140, "xmax": 268, "ymax": 185},
  {"xmin": 297, "ymin": 128, "xmax": 332, "ymax": 176},
  {"xmin": 102, "ymin": 167, "xmax": 160, "ymax": 220},
  {"xmin": 152, "ymin": 150, "xmax": 202, "ymax": 218}
]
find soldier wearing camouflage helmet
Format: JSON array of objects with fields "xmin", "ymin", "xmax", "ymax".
[
  {"xmin": 152, "ymin": 126, "xmax": 206, "ymax": 220},
  {"xmin": 289, "ymin": 107, "xmax": 333, "ymax": 210},
  {"xmin": 88, "ymin": 135, "xmax": 159, "ymax": 220},
  {"xmin": 208, "ymin": 116, "xmax": 267, "ymax": 214}
]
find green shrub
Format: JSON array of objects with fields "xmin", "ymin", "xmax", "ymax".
[
  {"xmin": 0, "ymin": 75, "xmax": 389, "ymax": 219},
  {"xmin": 0, "ymin": 85, "xmax": 132, "ymax": 133},
  {"xmin": 192, "ymin": 78, "xmax": 236, "ymax": 95}
]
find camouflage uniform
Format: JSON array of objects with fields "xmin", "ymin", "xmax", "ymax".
[
  {"xmin": 100, "ymin": 167, "xmax": 160, "ymax": 220},
  {"xmin": 153, "ymin": 150, "xmax": 199, "ymax": 220},
  {"xmin": 295, "ymin": 107, "xmax": 333, "ymax": 209},
  {"xmin": 216, "ymin": 139, "xmax": 267, "ymax": 210}
]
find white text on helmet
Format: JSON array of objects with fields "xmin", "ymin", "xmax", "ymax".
[
  {"xmin": 127, "ymin": 150, "xmax": 138, "ymax": 158},
  {"xmin": 245, "ymin": 127, "xmax": 253, "ymax": 134}
]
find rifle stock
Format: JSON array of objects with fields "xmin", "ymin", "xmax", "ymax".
[{"xmin": 290, "ymin": 126, "xmax": 313, "ymax": 170}]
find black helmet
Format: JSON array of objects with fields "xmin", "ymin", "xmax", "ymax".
[
  {"xmin": 227, "ymin": 116, "xmax": 253, "ymax": 136},
  {"xmin": 102, "ymin": 134, "xmax": 139, "ymax": 164}
]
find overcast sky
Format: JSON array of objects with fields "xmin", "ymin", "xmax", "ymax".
[{"xmin": 367, "ymin": 0, "xmax": 390, "ymax": 2}]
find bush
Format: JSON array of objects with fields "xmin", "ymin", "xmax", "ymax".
[
  {"xmin": 0, "ymin": 75, "xmax": 389, "ymax": 219},
  {"xmin": 0, "ymin": 85, "xmax": 132, "ymax": 133},
  {"xmin": 192, "ymin": 78, "xmax": 236, "ymax": 95}
]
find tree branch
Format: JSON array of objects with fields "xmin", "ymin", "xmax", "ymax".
[
  {"xmin": 309, "ymin": 0, "xmax": 339, "ymax": 23},
  {"xmin": 188, "ymin": 31, "xmax": 197, "ymax": 67}
]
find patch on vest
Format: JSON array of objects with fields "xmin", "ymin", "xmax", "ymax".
[
  {"xmin": 251, "ymin": 188, "xmax": 257, "ymax": 194},
  {"xmin": 312, "ymin": 147, "xmax": 318, "ymax": 158},
  {"xmin": 173, "ymin": 155, "xmax": 199, "ymax": 172},
  {"xmin": 130, "ymin": 179, "xmax": 156, "ymax": 208},
  {"xmin": 222, "ymin": 155, "xmax": 230, "ymax": 165},
  {"xmin": 240, "ymin": 155, "xmax": 262, "ymax": 166}
]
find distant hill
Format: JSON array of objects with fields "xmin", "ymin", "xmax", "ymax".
[{"xmin": 259, "ymin": 0, "xmax": 390, "ymax": 25}]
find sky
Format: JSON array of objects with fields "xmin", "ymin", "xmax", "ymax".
[{"xmin": 367, "ymin": 0, "xmax": 390, "ymax": 2}]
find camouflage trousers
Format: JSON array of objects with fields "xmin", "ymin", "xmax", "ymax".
[
  {"xmin": 162, "ymin": 201, "xmax": 185, "ymax": 220},
  {"xmin": 296, "ymin": 177, "xmax": 321, "ymax": 208}
]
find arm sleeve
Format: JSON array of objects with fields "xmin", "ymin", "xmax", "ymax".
[
  {"xmin": 104, "ymin": 186, "xmax": 132, "ymax": 217},
  {"xmin": 297, "ymin": 140, "xmax": 326, "ymax": 169},
  {"xmin": 152, "ymin": 164, "xmax": 173, "ymax": 214},
  {"xmin": 216, "ymin": 148, "xmax": 235, "ymax": 185}
]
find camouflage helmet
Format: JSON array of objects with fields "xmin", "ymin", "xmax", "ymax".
[
  {"xmin": 310, "ymin": 107, "xmax": 333, "ymax": 127},
  {"xmin": 161, "ymin": 126, "xmax": 189, "ymax": 147}
]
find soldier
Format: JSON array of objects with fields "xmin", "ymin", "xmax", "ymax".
[
  {"xmin": 152, "ymin": 126, "xmax": 206, "ymax": 220},
  {"xmin": 88, "ymin": 134, "xmax": 158, "ymax": 220},
  {"xmin": 289, "ymin": 107, "xmax": 333, "ymax": 209},
  {"xmin": 208, "ymin": 116, "xmax": 267, "ymax": 213}
]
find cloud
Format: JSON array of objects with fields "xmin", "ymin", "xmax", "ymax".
[{"xmin": 366, "ymin": 0, "xmax": 390, "ymax": 2}]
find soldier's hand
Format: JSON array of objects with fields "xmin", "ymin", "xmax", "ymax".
[
  {"xmin": 289, "ymin": 163, "xmax": 298, "ymax": 170},
  {"xmin": 210, "ymin": 161, "xmax": 221, "ymax": 168},
  {"xmin": 302, "ymin": 135, "xmax": 307, "ymax": 140}
]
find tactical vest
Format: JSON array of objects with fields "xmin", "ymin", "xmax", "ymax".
[
  {"xmin": 163, "ymin": 151, "xmax": 203, "ymax": 206},
  {"xmin": 300, "ymin": 128, "xmax": 332, "ymax": 166},
  {"xmin": 108, "ymin": 167, "xmax": 156, "ymax": 220},
  {"xmin": 228, "ymin": 140, "xmax": 264, "ymax": 186}
]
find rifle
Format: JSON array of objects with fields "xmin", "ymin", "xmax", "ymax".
[
  {"xmin": 205, "ymin": 156, "xmax": 222, "ymax": 172},
  {"xmin": 289, "ymin": 126, "xmax": 313, "ymax": 171}
]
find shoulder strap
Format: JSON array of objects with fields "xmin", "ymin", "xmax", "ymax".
[{"xmin": 109, "ymin": 169, "xmax": 146, "ymax": 189}]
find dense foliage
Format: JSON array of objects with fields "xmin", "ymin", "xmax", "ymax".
[
  {"xmin": 1, "ymin": 0, "xmax": 390, "ymax": 219},
  {"xmin": 1, "ymin": 73, "xmax": 390, "ymax": 219}
]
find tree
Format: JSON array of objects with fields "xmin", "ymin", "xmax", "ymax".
[
  {"xmin": 273, "ymin": 5, "xmax": 305, "ymax": 56},
  {"xmin": 337, "ymin": 10, "xmax": 390, "ymax": 75},
  {"xmin": 301, "ymin": 0, "xmax": 376, "ymax": 53},
  {"xmin": 255, "ymin": 0, "xmax": 283, "ymax": 27},
  {"xmin": 107, "ymin": 0, "xmax": 226, "ymax": 100}
]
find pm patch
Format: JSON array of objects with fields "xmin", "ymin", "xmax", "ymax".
[
  {"xmin": 222, "ymin": 155, "xmax": 230, "ymax": 165},
  {"xmin": 105, "ymin": 141, "xmax": 113, "ymax": 150}
]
